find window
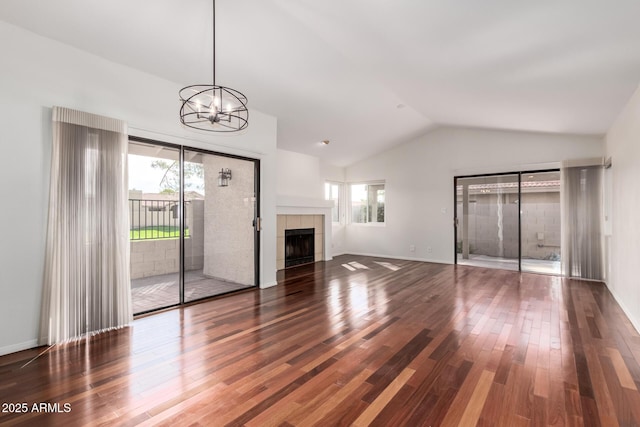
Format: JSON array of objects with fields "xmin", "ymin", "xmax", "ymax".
[
  {"xmin": 324, "ymin": 182, "xmax": 341, "ymax": 223},
  {"xmin": 350, "ymin": 182, "xmax": 385, "ymax": 224}
]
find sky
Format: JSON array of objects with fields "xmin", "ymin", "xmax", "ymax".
[
  {"xmin": 128, "ymin": 154, "xmax": 204, "ymax": 194},
  {"xmin": 128, "ymin": 154, "xmax": 166, "ymax": 193}
]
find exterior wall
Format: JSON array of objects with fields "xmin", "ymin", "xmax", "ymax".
[
  {"xmin": 203, "ymin": 156, "xmax": 256, "ymax": 286},
  {"xmin": 521, "ymin": 192, "xmax": 561, "ymax": 259},
  {"xmin": 185, "ymin": 200, "xmax": 205, "ymax": 271},
  {"xmin": 129, "ymin": 200, "xmax": 204, "ymax": 279},
  {"xmin": 276, "ymin": 215, "xmax": 325, "ymax": 270},
  {"xmin": 457, "ymin": 191, "xmax": 560, "ymax": 260},
  {"xmin": 466, "ymin": 193, "xmax": 519, "ymax": 258},
  {"xmin": 130, "ymin": 239, "xmax": 179, "ymax": 279}
]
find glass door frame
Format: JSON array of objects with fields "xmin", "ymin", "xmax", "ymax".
[
  {"xmin": 129, "ymin": 136, "xmax": 261, "ymax": 314},
  {"xmin": 453, "ymin": 168, "xmax": 559, "ymax": 272}
]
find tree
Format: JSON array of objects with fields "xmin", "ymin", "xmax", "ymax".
[{"xmin": 151, "ymin": 160, "xmax": 204, "ymax": 192}]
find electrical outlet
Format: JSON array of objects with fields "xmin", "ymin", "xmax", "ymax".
[
  {"xmin": 409, "ymin": 245, "xmax": 416, "ymax": 252},
  {"xmin": 427, "ymin": 246, "xmax": 432, "ymax": 254}
]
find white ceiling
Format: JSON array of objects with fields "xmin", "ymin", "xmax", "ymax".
[{"xmin": 1, "ymin": 0, "xmax": 640, "ymax": 166}]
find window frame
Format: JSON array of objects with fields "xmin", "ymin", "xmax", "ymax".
[
  {"xmin": 324, "ymin": 181, "xmax": 343, "ymax": 225},
  {"xmin": 348, "ymin": 181, "xmax": 386, "ymax": 226}
]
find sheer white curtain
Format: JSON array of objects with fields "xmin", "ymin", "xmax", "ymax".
[
  {"xmin": 560, "ymin": 163, "xmax": 604, "ymax": 280},
  {"xmin": 39, "ymin": 107, "xmax": 132, "ymax": 345}
]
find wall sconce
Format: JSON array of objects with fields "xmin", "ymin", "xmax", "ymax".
[{"xmin": 218, "ymin": 168, "xmax": 232, "ymax": 187}]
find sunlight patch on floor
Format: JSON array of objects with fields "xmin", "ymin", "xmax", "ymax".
[
  {"xmin": 373, "ymin": 261, "xmax": 401, "ymax": 271},
  {"xmin": 348, "ymin": 261, "xmax": 370, "ymax": 270}
]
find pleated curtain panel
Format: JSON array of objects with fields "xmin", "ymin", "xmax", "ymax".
[
  {"xmin": 560, "ymin": 162, "xmax": 604, "ymax": 281},
  {"xmin": 39, "ymin": 107, "xmax": 132, "ymax": 345}
]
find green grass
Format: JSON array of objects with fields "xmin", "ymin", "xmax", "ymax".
[{"xmin": 130, "ymin": 226, "xmax": 189, "ymax": 240}]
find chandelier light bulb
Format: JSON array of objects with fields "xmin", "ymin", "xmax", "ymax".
[{"xmin": 209, "ymin": 105, "xmax": 218, "ymax": 123}]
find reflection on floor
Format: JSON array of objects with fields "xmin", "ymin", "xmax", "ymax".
[
  {"xmin": 131, "ymin": 269, "xmax": 253, "ymax": 314},
  {"xmin": 457, "ymin": 254, "xmax": 561, "ymax": 275}
]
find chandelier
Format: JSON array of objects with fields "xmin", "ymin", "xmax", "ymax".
[{"xmin": 179, "ymin": 0, "xmax": 248, "ymax": 132}]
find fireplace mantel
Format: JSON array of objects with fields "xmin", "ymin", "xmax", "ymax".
[
  {"xmin": 276, "ymin": 196, "xmax": 333, "ymax": 269},
  {"xmin": 276, "ymin": 196, "xmax": 334, "ymax": 211}
]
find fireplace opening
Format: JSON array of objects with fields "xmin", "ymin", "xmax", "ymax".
[{"xmin": 285, "ymin": 228, "xmax": 315, "ymax": 268}]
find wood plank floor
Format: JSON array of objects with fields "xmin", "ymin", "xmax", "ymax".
[{"xmin": 2, "ymin": 255, "xmax": 640, "ymax": 426}]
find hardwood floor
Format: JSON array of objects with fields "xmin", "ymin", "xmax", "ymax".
[{"xmin": 2, "ymin": 255, "xmax": 640, "ymax": 426}]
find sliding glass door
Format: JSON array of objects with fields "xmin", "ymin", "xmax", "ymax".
[
  {"xmin": 456, "ymin": 174, "xmax": 520, "ymax": 271},
  {"xmin": 455, "ymin": 170, "xmax": 561, "ymax": 274},
  {"xmin": 520, "ymin": 171, "xmax": 561, "ymax": 274},
  {"xmin": 183, "ymin": 150, "xmax": 257, "ymax": 302},
  {"xmin": 128, "ymin": 139, "xmax": 259, "ymax": 315},
  {"xmin": 128, "ymin": 141, "xmax": 181, "ymax": 313}
]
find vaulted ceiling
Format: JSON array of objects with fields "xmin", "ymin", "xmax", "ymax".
[{"xmin": 2, "ymin": 0, "xmax": 640, "ymax": 166}]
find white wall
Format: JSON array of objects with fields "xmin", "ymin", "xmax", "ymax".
[
  {"xmin": 0, "ymin": 21, "xmax": 278, "ymax": 355},
  {"xmin": 605, "ymin": 84, "xmax": 640, "ymax": 332},
  {"xmin": 276, "ymin": 149, "xmax": 323, "ymax": 199},
  {"xmin": 344, "ymin": 126, "xmax": 604, "ymax": 263},
  {"xmin": 320, "ymin": 161, "xmax": 346, "ymax": 183},
  {"xmin": 276, "ymin": 149, "xmax": 347, "ymax": 256}
]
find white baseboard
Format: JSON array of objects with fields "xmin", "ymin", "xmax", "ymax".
[
  {"xmin": 0, "ymin": 339, "xmax": 39, "ymax": 357},
  {"xmin": 606, "ymin": 284, "xmax": 640, "ymax": 335},
  {"xmin": 339, "ymin": 252, "xmax": 452, "ymax": 265}
]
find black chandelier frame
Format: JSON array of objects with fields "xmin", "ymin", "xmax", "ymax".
[{"xmin": 179, "ymin": 0, "xmax": 248, "ymax": 132}]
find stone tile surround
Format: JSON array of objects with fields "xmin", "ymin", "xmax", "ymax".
[{"xmin": 276, "ymin": 214, "xmax": 324, "ymax": 270}]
